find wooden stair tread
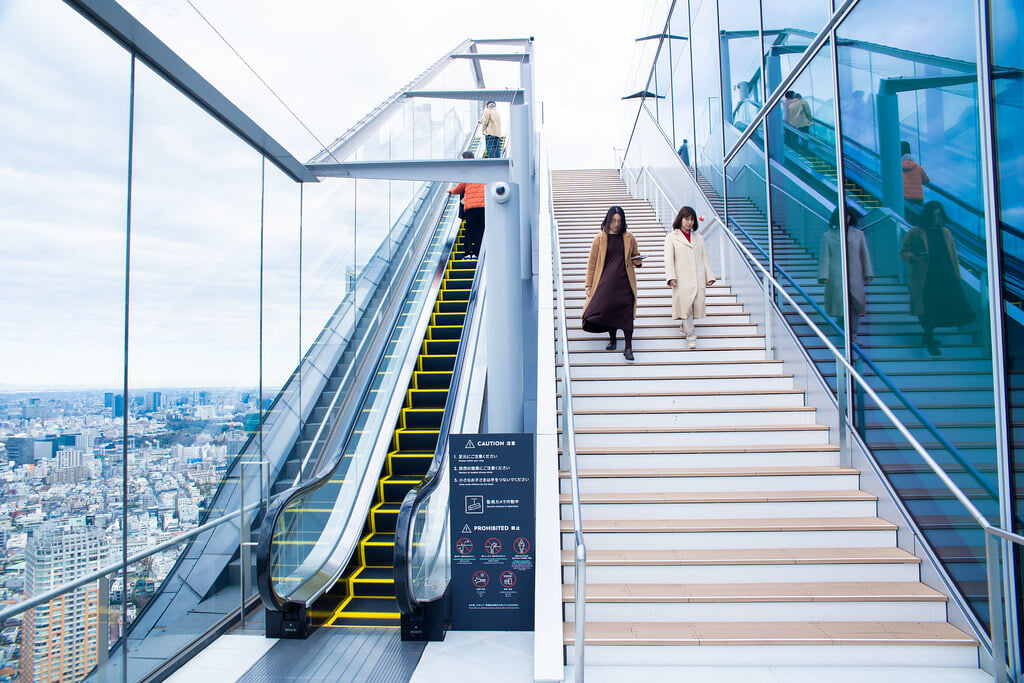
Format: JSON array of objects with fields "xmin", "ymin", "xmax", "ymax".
[
  {"xmin": 560, "ymin": 581, "xmax": 946, "ymax": 602},
  {"xmin": 559, "ymin": 466, "xmax": 857, "ymax": 478},
  {"xmin": 559, "ymin": 516, "xmax": 896, "ymax": 533},
  {"xmin": 562, "ymin": 621, "xmax": 978, "ymax": 646},
  {"xmin": 559, "ymin": 547, "xmax": 920, "ymax": 566},
  {"xmin": 559, "ymin": 489, "xmax": 876, "ymax": 504},
  {"xmin": 566, "ymin": 443, "xmax": 841, "ymax": 455},
  {"xmin": 565, "ymin": 424, "xmax": 828, "ymax": 434}
]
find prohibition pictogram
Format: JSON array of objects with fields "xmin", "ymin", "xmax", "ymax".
[
  {"xmin": 455, "ymin": 538, "xmax": 473, "ymax": 555},
  {"xmin": 472, "ymin": 570, "xmax": 489, "ymax": 588},
  {"xmin": 484, "ymin": 538, "xmax": 502, "ymax": 555},
  {"xmin": 513, "ymin": 537, "xmax": 530, "ymax": 555},
  {"xmin": 500, "ymin": 570, "xmax": 517, "ymax": 588}
]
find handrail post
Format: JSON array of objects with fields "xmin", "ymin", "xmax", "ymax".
[
  {"xmin": 837, "ymin": 361, "xmax": 850, "ymax": 468},
  {"xmin": 574, "ymin": 542, "xmax": 586, "ymax": 682},
  {"xmin": 762, "ymin": 273, "xmax": 774, "ymax": 361},
  {"xmin": 986, "ymin": 530, "xmax": 1007, "ymax": 682}
]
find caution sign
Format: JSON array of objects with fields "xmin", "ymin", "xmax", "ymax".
[{"xmin": 449, "ymin": 433, "xmax": 535, "ymax": 631}]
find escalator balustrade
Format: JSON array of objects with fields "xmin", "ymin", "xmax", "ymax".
[{"xmin": 312, "ymin": 228, "xmax": 477, "ymax": 628}]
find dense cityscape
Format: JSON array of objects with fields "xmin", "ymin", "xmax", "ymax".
[{"xmin": 0, "ymin": 388, "xmax": 262, "ymax": 681}]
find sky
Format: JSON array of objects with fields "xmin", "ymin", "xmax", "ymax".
[{"xmin": 0, "ymin": 0, "xmax": 667, "ymax": 389}]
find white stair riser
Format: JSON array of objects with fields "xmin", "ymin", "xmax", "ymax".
[
  {"xmin": 567, "ymin": 314, "xmax": 753, "ymax": 326},
  {"xmin": 569, "ymin": 336, "xmax": 766, "ymax": 351},
  {"xmin": 562, "ymin": 499, "xmax": 877, "ymax": 520},
  {"xmin": 564, "ymin": 644, "xmax": 980, "ymax": 668},
  {"xmin": 572, "ymin": 428, "xmax": 828, "ymax": 448},
  {"xmin": 564, "ymin": 473, "xmax": 858, "ymax": 494},
  {"xmin": 567, "ymin": 393, "xmax": 805, "ymax": 410},
  {"xmin": 563, "ymin": 296, "xmax": 741, "ymax": 309},
  {"xmin": 570, "ymin": 362, "xmax": 778, "ymax": 379},
  {"xmin": 564, "ymin": 599, "xmax": 946, "ymax": 623},
  {"xmin": 568, "ymin": 348, "xmax": 766, "ymax": 363},
  {"xmin": 561, "ymin": 561, "xmax": 921, "ymax": 584},
  {"xmin": 566, "ymin": 451, "xmax": 840, "ymax": 469},
  {"xmin": 571, "ymin": 410, "xmax": 813, "ymax": 428},
  {"xmin": 564, "ymin": 528, "xmax": 896, "ymax": 550},
  {"xmin": 569, "ymin": 376, "xmax": 793, "ymax": 394}
]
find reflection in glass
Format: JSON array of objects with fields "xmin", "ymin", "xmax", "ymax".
[
  {"xmin": 725, "ymin": 122, "xmax": 770, "ymax": 269},
  {"xmin": 669, "ymin": 3, "xmax": 695, "ymax": 166},
  {"xmin": 991, "ymin": 0, "xmax": 1023, "ymax": 659},
  {"xmin": 766, "ymin": 43, "xmax": 844, "ymax": 384},
  {"xmin": 761, "ymin": 0, "xmax": 829, "ymax": 94},
  {"xmin": 718, "ymin": 0, "xmax": 763, "ymax": 132},
  {"xmin": 837, "ymin": 0, "xmax": 997, "ymax": 631},
  {"xmin": 690, "ymin": 0, "xmax": 724, "ymax": 200}
]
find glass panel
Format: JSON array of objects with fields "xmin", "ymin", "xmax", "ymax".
[
  {"xmin": 690, "ymin": 0, "xmax": 725, "ymax": 204},
  {"xmin": 991, "ymin": 0, "xmax": 1024, "ymax": 661},
  {"xmin": 0, "ymin": 2, "xmax": 129, "ymax": 681},
  {"xmin": 127, "ymin": 57, "xmax": 261, "ymax": 668},
  {"xmin": 669, "ymin": 6, "xmax": 695, "ymax": 167},
  {"xmin": 838, "ymin": 0, "xmax": 998, "ymax": 630},
  {"xmin": 719, "ymin": 0, "xmax": 764, "ymax": 132},
  {"xmin": 761, "ymin": 0, "xmax": 830, "ymax": 94},
  {"xmin": 654, "ymin": 39, "xmax": 674, "ymax": 133},
  {"xmin": 726, "ymin": 122, "xmax": 770, "ymax": 269},
  {"xmin": 766, "ymin": 42, "xmax": 845, "ymax": 386}
]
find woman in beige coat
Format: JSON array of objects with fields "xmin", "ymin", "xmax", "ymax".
[
  {"xmin": 583, "ymin": 206, "xmax": 644, "ymax": 361},
  {"xmin": 664, "ymin": 206, "xmax": 716, "ymax": 349}
]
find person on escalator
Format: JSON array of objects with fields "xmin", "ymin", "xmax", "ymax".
[
  {"xmin": 899, "ymin": 200, "xmax": 975, "ymax": 357},
  {"xmin": 785, "ymin": 91, "xmax": 813, "ymax": 151},
  {"xmin": 480, "ymin": 100, "xmax": 502, "ymax": 159},
  {"xmin": 901, "ymin": 141, "xmax": 931, "ymax": 222},
  {"xmin": 448, "ymin": 151, "xmax": 485, "ymax": 260},
  {"xmin": 817, "ymin": 206, "xmax": 873, "ymax": 342},
  {"xmin": 582, "ymin": 206, "xmax": 644, "ymax": 361}
]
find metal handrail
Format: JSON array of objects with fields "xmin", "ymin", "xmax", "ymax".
[
  {"xmin": 394, "ymin": 249, "xmax": 486, "ymax": 613},
  {"xmin": 0, "ymin": 502, "xmax": 259, "ymax": 624},
  {"xmin": 549, "ymin": 194, "xmax": 587, "ymax": 682}
]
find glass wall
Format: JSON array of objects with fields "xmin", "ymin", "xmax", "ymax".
[
  {"xmin": 670, "ymin": 6, "xmax": 695, "ymax": 165},
  {"xmin": 0, "ymin": 1, "xmax": 488, "ymax": 680},
  {"xmin": 625, "ymin": 0, "xmax": 1022, "ymax": 657}
]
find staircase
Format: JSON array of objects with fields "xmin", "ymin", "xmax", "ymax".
[{"xmin": 550, "ymin": 169, "xmax": 984, "ymax": 678}]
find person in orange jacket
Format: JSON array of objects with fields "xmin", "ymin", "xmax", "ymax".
[{"xmin": 448, "ymin": 151, "xmax": 486, "ymax": 259}]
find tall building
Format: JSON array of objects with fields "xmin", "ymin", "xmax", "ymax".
[{"xmin": 20, "ymin": 526, "xmax": 110, "ymax": 683}]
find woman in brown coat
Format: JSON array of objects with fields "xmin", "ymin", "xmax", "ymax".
[
  {"xmin": 583, "ymin": 206, "xmax": 644, "ymax": 361},
  {"xmin": 898, "ymin": 201, "xmax": 974, "ymax": 356}
]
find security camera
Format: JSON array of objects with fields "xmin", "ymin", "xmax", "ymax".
[{"xmin": 490, "ymin": 182, "xmax": 512, "ymax": 204}]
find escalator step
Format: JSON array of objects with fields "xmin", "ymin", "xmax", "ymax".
[
  {"xmin": 362, "ymin": 533, "xmax": 396, "ymax": 565},
  {"xmin": 381, "ymin": 477, "xmax": 422, "ymax": 501},
  {"xmin": 351, "ymin": 576, "xmax": 395, "ymax": 598},
  {"xmin": 408, "ymin": 388, "xmax": 449, "ymax": 408},
  {"xmin": 328, "ymin": 597, "xmax": 400, "ymax": 625},
  {"xmin": 424, "ymin": 340, "xmax": 459, "ymax": 356},
  {"xmin": 402, "ymin": 408, "xmax": 445, "ymax": 429},
  {"xmin": 436, "ymin": 300, "xmax": 468, "ymax": 314},
  {"xmin": 370, "ymin": 502, "xmax": 401, "ymax": 533},
  {"xmin": 439, "ymin": 289, "xmax": 470, "ymax": 302},
  {"xmin": 354, "ymin": 566, "xmax": 394, "ymax": 582},
  {"xmin": 420, "ymin": 355, "xmax": 456, "ymax": 372},
  {"xmin": 429, "ymin": 325, "xmax": 463, "ymax": 341},
  {"xmin": 433, "ymin": 312, "xmax": 466, "ymax": 327},
  {"xmin": 413, "ymin": 371, "xmax": 454, "ymax": 390},
  {"xmin": 394, "ymin": 428, "xmax": 439, "ymax": 453},
  {"xmin": 388, "ymin": 452, "xmax": 434, "ymax": 475}
]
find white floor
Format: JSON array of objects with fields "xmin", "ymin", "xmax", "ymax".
[
  {"xmin": 410, "ymin": 631, "xmax": 534, "ymax": 683},
  {"xmin": 165, "ymin": 632, "xmax": 278, "ymax": 682}
]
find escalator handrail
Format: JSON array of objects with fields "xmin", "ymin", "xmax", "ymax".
[
  {"xmin": 257, "ymin": 186, "xmax": 463, "ymax": 613},
  {"xmin": 724, "ymin": 214, "xmax": 1001, "ymax": 508},
  {"xmin": 393, "ymin": 250, "xmax": 486, "ymax": 614}
]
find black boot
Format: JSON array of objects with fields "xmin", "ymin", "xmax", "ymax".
[{"xmin": 605, "ymin": 333, "xmax": 617, "ymax": 351}]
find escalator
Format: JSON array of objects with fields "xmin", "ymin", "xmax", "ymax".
[{"xmin": 257, "ymin": 174, "xmax": 482, "ymax": 638}]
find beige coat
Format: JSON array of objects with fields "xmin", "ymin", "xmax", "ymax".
[
  {"xmin": 582, "ymin": 231, "xmax": 643, "ymax": 319},
  {"xmin": 664, "ymin": 230, "xmax": 715, "ymax": 319},
  {"xmin": 480, "ymin": 108, "xmax": 502, "ymax": 137}
]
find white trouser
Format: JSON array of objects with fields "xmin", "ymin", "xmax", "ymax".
[{"xmin": 680, "ymin": 312, "xmax": 695, "ymax": 339}]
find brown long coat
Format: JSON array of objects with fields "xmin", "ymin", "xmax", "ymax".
[
  {"xmin": 898, "ymin": 225, "xmax": 962, "ymax": 316},
  {"xmin": 582, "ymin": 231, "xmax": 643, "ymax": 319}
]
